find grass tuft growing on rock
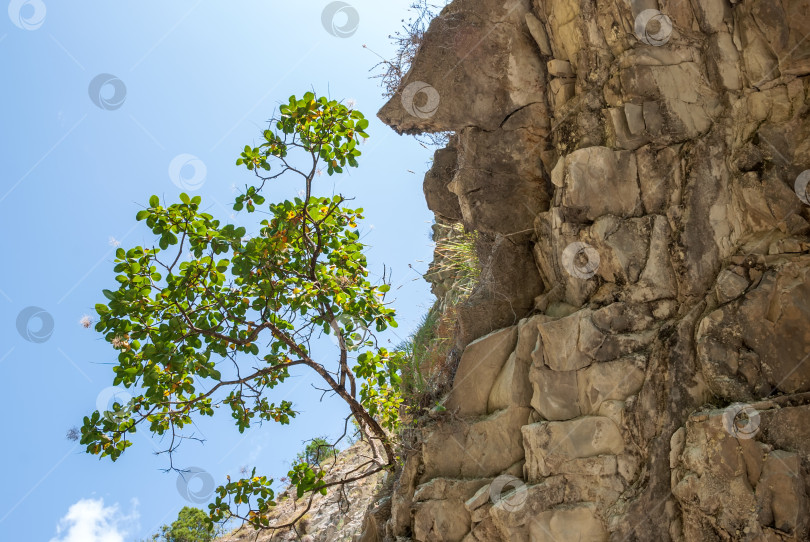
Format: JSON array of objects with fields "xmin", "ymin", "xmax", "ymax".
[{"xmin": 397, "ymin": 222, "xmax": 480, "ymax": 419}]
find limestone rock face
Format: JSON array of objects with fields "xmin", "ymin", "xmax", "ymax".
[
  {"xmin": 216, "ymin": 442, "xmax": 385, "ymax": 542},
  {"xmin": 696, "ymin": 255, "xmax": 810, "ymax": 400},
  {"xmin": 522, "ymin": 416, "xmax": 625, "ymax": 479},
  {"xmin": 445, "ymin": 326, "xmax": 518, "ymax": 416},
  {"xmin": 554, "ymin": 146, "xmax": 642, "ymax": 221},
  {"xmin": 369, "ymin": 0, "xmax": 810, "ymax": 539},
  {"xmin": 671, "ymin": 405, "xmax": 810, "ymax": 540}
]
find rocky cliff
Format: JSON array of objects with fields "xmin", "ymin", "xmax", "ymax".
[
  {"xmin": 217, "ymin": 441, "xmax": 385, "ymax": 542},
  {"xmin": 364, "ymin": 0, "xmax": 810, "ymax": 540}
]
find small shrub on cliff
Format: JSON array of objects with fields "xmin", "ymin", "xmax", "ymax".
[{"xmin": 297, "ymin": 437, "xmax": 338, "ymax": 466}]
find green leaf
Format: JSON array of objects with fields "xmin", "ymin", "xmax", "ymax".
[{"xmin": 149, "ymin": 195, "xmax": 159, "ymax": 207}]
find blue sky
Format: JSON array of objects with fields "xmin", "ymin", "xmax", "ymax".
[{"xmin": 0, "ymin": 2, "xmax": 437, "ymax": 540}]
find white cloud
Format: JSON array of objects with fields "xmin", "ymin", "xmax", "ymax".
[{"xmin": 50, "ymin": 498, "xmax": 139, "ymax": 542}]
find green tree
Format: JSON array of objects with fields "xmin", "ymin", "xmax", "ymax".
[
  {"xmin": 297, "ymin": 437, "xmax": 338, "ymax": 466},
  {"xmin": 80, "ymin": 93, "xmax": 404, "ymax": 530},
  {"xmin": 142, "ymin": 507, "xmax": 223, "ymax": 542}
]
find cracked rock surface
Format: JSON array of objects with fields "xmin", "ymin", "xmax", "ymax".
[{"xmin": 359, "ymin": 0, "xmax": 810, "ymax": 540}]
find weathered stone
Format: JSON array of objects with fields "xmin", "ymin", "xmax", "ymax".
[
  {"xmin": 547, "ymin": 59, "xmax": 574, "ymax": 78},
  {"xmin": 422, "ymin": 407, "xmax": 530, "ymax": 480},
  {"xmin": 423, "ymin": 139, "xmax": 462, "ymax": 221},
  {"xmin": 558, "ymin": 147, "xmax": 642, "ymax": 222},
  {"xmin": 529, "ymin": 363, "xmax": 580, "ymax": 421},
  {"xmin": 536, "ymin": 310, "xmax": 598, "ymax": 371},
  {"xmin": 514, "ymin": 314, "xmax": 547, "ymax": 362},
  {"xmin": 672, "ymin": 410, "xmax": 761, "ymax": 536},
  {"xmin": 606, "ymin": 106, "xmax": 648, "ymax": 150},
  {"xmin": 488, "ymin": 351, "xmax": 533, "ymax": 412},
  {"xmin": 671, "ymin": 405, "xmax": 810, "ymax": 540},
  {"xmin": 525, "ymin": 12, "xmax": 552, "ymax": 56},
  {"xmin": 577, "ymin": 357, "xmax": 646, "ymax": 414},
  {"xmin": 488, "ymin": 478, "xmax": 568, "ymax": 538},
  {"xmin": 461, "ymin": 407, "xmax": 530, "ymax": 478},
  {"xmin": 449, "ymin": 120, "xmax": 551, "ymax": 236},
  {"xmin": 420, "ymin": 422, "xmax": 468, "ymax": 482},
  {"xmin": 618, "ymin": 52, "xmax": 719, "ymax": 142},
  {"xmin": 414, "ymin": 478, "xmax": 491, "ymax": 503},
  {"xmin": 758, "ymin": 404, "xmax": 810, "ymax": 454},
  {"xmin": 708, "ymin": 32, "xmax": 741, "ymax": 91},
  {"xmin": 696, "ymin": 256, "xmax": 810, "ymax": 400},
  {"xmin": 755, "ymin": 450, "xmax": 808, "ymax": 535},
  {"xmin": 464, "ymin": 484, "xmax": 490, "ymax": 513},
  {"xmin": 735, "ymin": 0, "xmax": 810, "ymax": 82},
  {"xmin": 635, "ymin": 145, "xmax": 680, "ymax": 211},
  {"xmin": 714, "ymin": 268, "xmax": 749, "ymax": 303},
  {"xmin": 590, "ymin": 215, "xmax": 651, "ymax": 285},
  {"xmin": 389, "ymin": 453, "xmax": 421, "ymax": 537},
  {"xmin": 559, "ymin": 473, "xmax": 626, "ymax": 504},
  {"xmin": 548, "ymin": 78, "xmax": 575, "ymax": 111},
  {"xmin": 413, "ymin": 479, "xmax": 492, "ymax": 540},
  {"xmin": 631, "ymin": 214, "xmax": 678, "ymax": 302},
  {"xmin": 689, "ymin": 0, "xmax": 731, "ymax": 33},
  {"xmin": 446, "ymin": 326, "xmax": 518, "ymax": 416},
  {"xmin": 522, "ymin": 417, "xmax": 625, "ymax": 479},
  {"xmin": 527, "ymin": 504, "xmax": 609, "ymax": 542},
  {"xmin": 591, "ymin": 302, "xmax": 654, "ymax": 333},
  {"xmin": 539, "ymin": 0, "xmax": 581, "ymax": 62},
  {"xmin": 413, "ymin": 499, "xmax": 471, "ymax": 542}
]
